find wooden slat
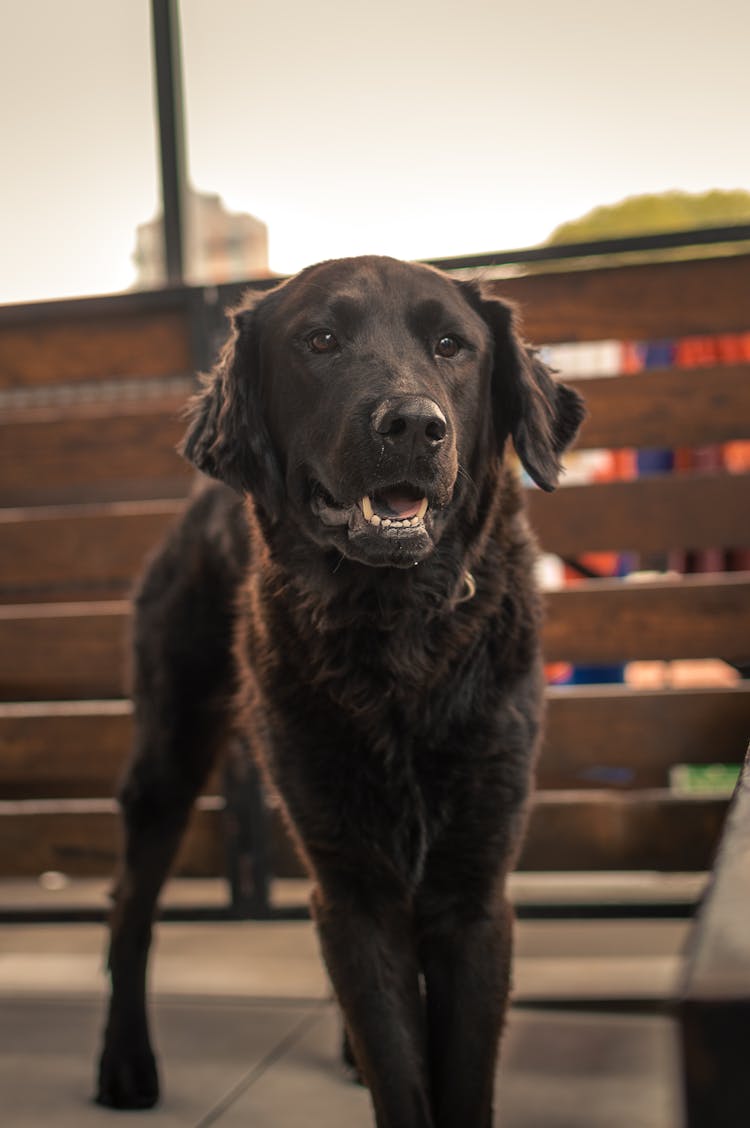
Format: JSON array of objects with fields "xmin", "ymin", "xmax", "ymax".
[
  {"xmin": 0, "ymin": 500, "xmax": 183, "ymax": 603},
  {"xmin": 0, "ymin": 602, "xmax": 129, "ymax": 701},
  {"xmin": 544, "ymin": 573, "xmax": 750, "ymax": 665},
  {"xmin": 518, "ymin": 790, "xmax": 728, "ymax": 872},
  {"xmin": 2, "ymin": 576, "xmax": 749, "ymax": 699},
  {"xmin": 1, "ymin": 252, "xmax": 748, "ymax": 372},
  {"xmin": 2, "ymin": 369, "xmax": 747, "ymax": 506},
  {"xmin": 528, "ymin": 472, "xmax": 750, "ymax": 557},
  {"xmin": 0, "ymin": 700, "xmax": 221, "ymax": 800},
  {"xmin": 566, "ymin": 365, "xmax": 750, "ymax": 451},
  {"xmin": 2, "ymin": 686, "xmax": 747, "ymax": 799},
  {"xmin": 540, "ymin": 685, "xmax": 750, "ymax": 789},
  {"xmin": 3, "ymin": 472, "xmax": 747, "ymax": 604},
  {"xmin": 0, "ymin": 399, "xmax": 191, "ymax": 506},
  {"xmin": 0, "ymin": 308, "xmax": 192, "ymax": 389},
  {"xmin": 0, "ymin": 701, "xmax": 132, "ymax": 798},
  {"xmin": 679, "ymin": 747, "xmax": 750, "ymax": 1127},
  {"xmin": 489, "ymin": 253, "xmax": 750, "ymax": 344},
  {"xmin": 0, "ymin": 797, "xmax": 268, "ymax": 879},
  {"xmin": 0, "ymin": 798, "xmax": 225, "ymax": 878},
  {"xmin": 0, "ymin": 789, "xmax": 727, "ymax": 877}
]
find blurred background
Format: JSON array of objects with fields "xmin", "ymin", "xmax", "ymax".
[
  {"xmin": 2, "ymin": 0, "xmax": 749, "ymax": 304},
  {"xmin": 1, "ymin": 4, "xmax": 749, "ymax": 1124}
]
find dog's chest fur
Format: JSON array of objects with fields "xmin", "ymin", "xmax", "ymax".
[{"xmin": 235, "ymin": 536, "xmax": 541, "ymax": 888}]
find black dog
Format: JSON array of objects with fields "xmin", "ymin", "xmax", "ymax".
[{"xmin": 96, "ymin": 255, "xmax": 584, "ymax": 1125}]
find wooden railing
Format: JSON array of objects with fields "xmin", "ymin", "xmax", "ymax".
[{"xmin": 0, "ymin": 244, "xmax": 748, "ymax": 891}]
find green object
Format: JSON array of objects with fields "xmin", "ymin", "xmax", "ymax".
[{"xmin": 670, "ymin": 764, "xmax": 742, "ymax": 796}]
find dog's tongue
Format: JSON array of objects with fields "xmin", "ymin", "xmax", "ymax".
[{"xmin": 379, "ymin": 490, "xmax": 424, "ymax": 519}]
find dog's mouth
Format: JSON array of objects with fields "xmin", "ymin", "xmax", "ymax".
[
  {"xmin": 361, "ymin": 485, "xmax": 428, "ymax": 527},
  {"xmin": 308, "ymin": 477, "xmax": 454, "ymax": 567},
  {"xmin": 311, "ymin": 481, "xmax": 430, "ymax": 532}
]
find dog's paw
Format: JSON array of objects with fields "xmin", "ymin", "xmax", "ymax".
[{"xmin": 96, "ymin": 1045, "xmax": 159, "ymax": 1109}]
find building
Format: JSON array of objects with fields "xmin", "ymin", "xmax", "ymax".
[{"xmin": 134, "ymin": 188, "xmax": 270, "ymax": 287}]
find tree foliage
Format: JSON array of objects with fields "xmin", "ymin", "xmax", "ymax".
[{"xmin": 546, "ymin": 189, "xmax": 750, "ymax": 244}]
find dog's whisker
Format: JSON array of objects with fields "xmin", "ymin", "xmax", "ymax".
[{"xmin": 457, "ymin": 462, "xmax": 479, "ymax": 503}]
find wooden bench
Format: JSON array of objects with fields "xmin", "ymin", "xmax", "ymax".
[
  {"xmin": 0, "ymin": 247, "xmax": 749, "ymax": 916},
  {"xmin": 678, "ymin": 743, "xmax": 750, "ymax": 1127}
]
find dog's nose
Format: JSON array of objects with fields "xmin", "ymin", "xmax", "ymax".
[{"xmin": 371, "ymin": 396, "xmax": 447, "ymax": 446}]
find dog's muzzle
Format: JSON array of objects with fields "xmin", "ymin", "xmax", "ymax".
[{"xmin": 307, "ymin": 394, "xmax": 457, "ymax": 566}]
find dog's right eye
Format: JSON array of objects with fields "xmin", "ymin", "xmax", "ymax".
[
  {"xmin": 308, "ymin": 330, "xmax": 339, "ymax": 354},
  {"xmin": 435, "ymin": 335, "xmax": 462, "ymax": 358}
]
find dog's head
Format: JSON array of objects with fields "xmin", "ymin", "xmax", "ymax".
[{"xmin": 182, "ymin": 256, "xmax": 584, "ymax": 568}]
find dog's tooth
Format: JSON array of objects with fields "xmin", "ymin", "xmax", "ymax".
[
  {"xmin": 382, "ymin": 518, "xmax": 392, "ymax": 527},
  {"xmin": 416, "ymin": 497, "xmax": 428, "ymax": 519},
  {"xmin": 361, "ymin": 496, "xmax": 374, "ymax": 521},
  {"xmin": 370, "ymin": 513, "xmax": 381, "ymax": 526},
  {"xmin": 409, "ymin": 517, "xmax": 419, "ymax": 527}
]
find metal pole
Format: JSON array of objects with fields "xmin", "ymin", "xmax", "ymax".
[{"xmin": 150, "ymin": 0, "xmax": 187, "ymax": 285}]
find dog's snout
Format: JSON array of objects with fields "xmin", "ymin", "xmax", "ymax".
[{"xmin": 371, "ymin": 396, "xmax": 447, "ymax": 447}]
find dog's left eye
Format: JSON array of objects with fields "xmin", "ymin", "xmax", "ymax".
[
  {"xmin": 435, "ymin": 335, "xmax": 461, "ymax": 358},
  {"xmin": 308, "ymin": 330, "xmax": 339, "ymax": 354}
]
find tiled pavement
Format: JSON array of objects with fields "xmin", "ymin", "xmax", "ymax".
[{"xmin": 0, "ymin": 880, "xmax": 688, "ymax": 1127}]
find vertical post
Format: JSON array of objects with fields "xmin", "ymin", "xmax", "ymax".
[
  {"xmin": 150, "ymin": 0, "xmax": 187, "ymax": 285},
  {"xmin": 223, "ymin": 738, "xmax": 271, "ymax": 919}
]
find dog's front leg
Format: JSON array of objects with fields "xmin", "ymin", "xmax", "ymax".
[
  {"xmin": 312, "ymin": 884, "xmax": 434, "ymax": 1128},
  {"xmin": 419, "ymin": 895, "xmax": 514, "ymax": 1128}
]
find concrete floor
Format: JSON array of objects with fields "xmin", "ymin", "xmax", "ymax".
[{"xmin": 0, "ymin": 879, "xmax": 688, "ymax": 1127}]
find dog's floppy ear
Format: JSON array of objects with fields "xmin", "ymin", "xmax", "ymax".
[
  {"xmin": 180, "ymin": 299, "xmax": 283, "ymax": 518},
  {"xmin": 464, "ymin": 285, "xmax": 585, "ymax": 491}
]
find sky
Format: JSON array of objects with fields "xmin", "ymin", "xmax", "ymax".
[{"xmin": 1, "ymin": 0, "xmax": 749, "ymax": 304}]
